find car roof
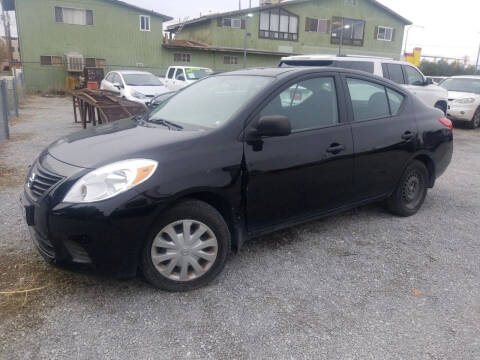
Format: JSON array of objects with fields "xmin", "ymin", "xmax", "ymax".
[
  {"xmin": 114, "ymin": 70, "xmax": 155, "ymax": 75},
  {"xmin": 449, "ymin": 75, "xmax": 480, "ymax": 79},
  {"xmin": 280, "ymin": 54, "xmax": 412, "ymax": 66},
  {"xmin": 216, "ymin": 66, "xmax": 398, "ymax": 84}
]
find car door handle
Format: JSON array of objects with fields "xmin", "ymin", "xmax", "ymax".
[
  {"xmin": 326, "ymin": 143, "xmax": 346, "ymax": 155},
  {"xmin": 401, "ymin": 131, "xmax": 417, "ymax": 141}
]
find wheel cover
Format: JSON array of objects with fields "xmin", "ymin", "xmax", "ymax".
[
  {"xmin": 474, "ymin": 111, "xmax": 480, "ymax": 127},
  {"xmin": 151, "ymin": 220, "xmax": 218, "ymax": 282},
  {"xmin": 401, "ymin": 170, "xmax": 423, "ymax": 210}
]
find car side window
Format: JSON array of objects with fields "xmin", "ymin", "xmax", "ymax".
[
  {"xmin": 167, "ymin": 68, "xmax": 175, "ymax": 79},
  {"xmin": 175, "ymin": 69, "xmax": 186, "ymax": 81},
  {"xmin": 105, "ymin": 73, "xmax": 113, "ymax": 82},
  {"xmin": 386, "ymin": 88, "xmax": 405, "ymax": 115},
  {"xmin": 386, "ymin": 64, "xmax": 405, "ymax": 84},
  {"xmin": 404, "ymin": 66, "xmax": 424, "ymax": 86},
  {"xmin": 347, "ymin": 78, "xmax": 390, "ymax": 121},
  {"xmin": 260, "ymin": 77, "xmax": 339, "ymax": 131}
]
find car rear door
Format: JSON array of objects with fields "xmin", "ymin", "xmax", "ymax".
[
  {"xmin": 343, "ymin": 74, "xmax": 418, "ymax": 201},
  {"xmin": 244, "ymin": 73, "xmax": 354, "ymax": 233},
  {"xmin": 165, "ymin": 67, "xmax": 176, "ymax": 90}
]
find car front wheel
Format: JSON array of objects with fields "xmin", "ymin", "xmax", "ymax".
[
  {"xmin": 141, "ymin": 200, "xmax": 231, "ymax": 291},
  {"xmin": 387, "ymin": 160, "xmax": 429, "ymax": 217},
  {"xmin": 469, "ymin": 108, "xmax": 480, "ymax": 129}
]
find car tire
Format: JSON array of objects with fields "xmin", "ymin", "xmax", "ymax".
[
  {"xmin": 469, "ymin": 108, "xmax": 480, "ymax": 129},
  {"xmin": 387, "ymin": 160, "xmax": 429, "ymax": 217},
  {"xmin": 141, "ymin": 200, "xmax": 231, "ymax": 291}
]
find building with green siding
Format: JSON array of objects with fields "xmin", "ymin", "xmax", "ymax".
[
  {"xmin": 1, "ymin": 0, "xmax": 172, "ymax": 92},
  {"xmin": 166, "ymin": 0, "xmax": 411, "ymax": 72}
]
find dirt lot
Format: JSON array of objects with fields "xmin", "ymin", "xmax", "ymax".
[{"xmin": 1, "ymin": 96, "xmax": 479, "ymax": 359}]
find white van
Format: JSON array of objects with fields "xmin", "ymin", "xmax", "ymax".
[{"xmin": 280, "ymin": 55, "xmax": 448, "ymax": 114}]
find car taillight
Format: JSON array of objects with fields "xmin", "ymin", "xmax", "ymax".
[{"xmin": 438, "ymin": 117, "xmax": 453, "ymax": 130}]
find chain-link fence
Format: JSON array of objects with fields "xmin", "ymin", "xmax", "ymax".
[{"xmin": 0, "ymin": 71, "xmax": 26, "ymax": 148}]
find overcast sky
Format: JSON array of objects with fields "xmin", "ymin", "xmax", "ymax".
[
  {"xmin": 127, "ymin": 0, "xmax": 480, "ymax": 64},
  {"xmin": 3, "ymin": 0, "xmax": 479, "ymax": 64}
]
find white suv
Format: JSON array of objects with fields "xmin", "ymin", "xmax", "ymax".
[{"xmin": 280, "ymin": 55, "xmax": 448, "ymax": 114}]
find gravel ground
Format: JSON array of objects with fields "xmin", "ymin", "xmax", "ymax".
[{"xmin": 1, "ymin": 97, "xmax": 479, "ymax": 360}]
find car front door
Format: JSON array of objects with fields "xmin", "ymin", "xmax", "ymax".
[
  {"xmin": 344, "ymin": 75, "xmax": 418, "ymax": 201},
  {"xmin": 173, "ymin": 69, "xmax": 186, "ymax": 90},
  {"xmin": 244, "ymin": 74, "xmax": 354, "ymax": 234}
]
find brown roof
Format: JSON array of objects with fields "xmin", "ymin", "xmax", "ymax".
[
  {"xmin": 167, "ymin": 0, "xmax": 411, "ymax": 31},
  {"xmin": 163, "ymin": 39, "xmax": 299, "ymax": 57}
]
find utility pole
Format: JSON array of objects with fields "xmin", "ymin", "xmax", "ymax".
[
  {"xmin": 476, "ymin": 42, "xmax": 480, "ymax": 74},
  {"xmin": 243, "ymin": 14, "xmax": 253, "ymax": 68},
  {"xmin": 338, "ymin": 18, "xmax": 345, "ymax": 56}
]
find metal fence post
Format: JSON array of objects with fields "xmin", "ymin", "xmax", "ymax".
[
  {"xmin": 1, "ymin": 80, "xmax": 9, "ymax": 140},
  {"xmin": 12, "ymin": 75, "xmax": 19, "ymax": 117}
]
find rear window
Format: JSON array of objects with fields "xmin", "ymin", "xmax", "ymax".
[{"xmin": 279, "ymin": 59, "xmax": 374, "ymax": 74}]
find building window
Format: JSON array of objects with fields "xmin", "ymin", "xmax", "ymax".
[
  {"xmin": 54, "ymin": 7, "xmax": 94, "ymax": 26},
  {"xmin": 85, "ymin": 58, "xmax": 106, "ymax": 68},
  {"xmin": 224, "ymin": 56, "xmax": 238, "ymax": 65},
  {"xmin": 223, "ymin": 18, "xmax": 242, "ymax": 28},
  {"xmin": 40, "ymin": 55, "xmax": 63, "ymax": 66},
  {"xmin": 259, "ymin": 8, "xmax": 299, "ymax": 41},
  {"xmin": 376, "ymin": 26, "xmax": 394, "ymax": 41},
  {"xmin": 140, "ymin": 15, "xmax": 151, "ymax": 31},
  {"xmin": 331, "ymin": 17, "xmax": 365, "ymax": 46},
  {"xmin": 174, "ymin": 53, "xmax": 191, "ymax": 63},
  {"xmin": 305, "ymin": 18, "xmax": 329, "ymax": 33}
]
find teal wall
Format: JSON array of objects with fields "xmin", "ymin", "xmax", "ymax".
[
  {"xmin": 176, "ymin": 0, "xmax": 406, "ymax": 60},
  {"xmin": 15, "ymin": 0, "xmax": 166, "ymax": 91}
]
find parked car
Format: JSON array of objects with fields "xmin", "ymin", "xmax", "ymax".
[
  {"xmin": 440, "ymin": 75, "xmax": 480, "ymax": 128},
  {"xmin": 100, "ymin": 70, "xmax": 170, "ymax": 104},
  {"xmin": 279, "ymin": 55, "xmax": 449, "ymax": 114},
  {"xmin": 21, "ymin": 67, "xmax": 453, "ymax": 291},
  {"xmin": 163, "ymin": 66, "xmax": 213, "ymax": 91},
  {"xmin": 146, "ymin": 91, "xmax": 176, "ymax": 110}
]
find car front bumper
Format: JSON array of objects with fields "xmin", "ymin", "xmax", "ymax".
[
  {"xmin": 20, "ymin": 155, "xmax": 169, "ymax": 278},
  {"xmin": 447, "ymin": 102, "xmax": 476, "ymax": 122}
]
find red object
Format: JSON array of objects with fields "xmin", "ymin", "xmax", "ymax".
[
  {"xmin": 438, "ymin": 117, "xmax": 453, "ymax": 130},
  {"xmin": 86, "ymin": 81, "xmax": 99, "ymax": 90}
]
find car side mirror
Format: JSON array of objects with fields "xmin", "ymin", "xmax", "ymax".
[
  {"xmin": 255, "ymin": 115, "xmax": 292, "ymax": 137},
  {"xmin": 113, "ymin": 82, "xmax": 123, "ymax": 89},
  {"xmin": 177, "ymin": 76, "xmax": 185, "ymax": 82},
  {"xmin": 425, "ymin": 78, "xmax": 434, "ymax": 86}
]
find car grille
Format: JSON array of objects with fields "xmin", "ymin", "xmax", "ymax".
[{"xmin": 27, "ymin": 161, "xmax": 64, "ymax": 200}]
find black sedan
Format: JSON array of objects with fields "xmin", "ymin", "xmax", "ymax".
[{"xmin": 21, "ymin": 67, "xmax": 453, "ymax": 291}]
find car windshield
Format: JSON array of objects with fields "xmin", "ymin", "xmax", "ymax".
[
  {"xmin": 123, "ymin": 73, "xmax": 163, "ymax": 86},
  {"xmin": 148, "ymin": 75, "xmax": 273, "ymax": 128},
  {"xmin": 184, "ymin": 68, "xmax": 213, "ymax": 80},
  {"xmin": 440, "ymin": 78, "xmax": 480, "ymax": 94}
]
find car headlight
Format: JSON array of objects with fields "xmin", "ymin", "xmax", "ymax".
[
  {"xmin": 63, "ymin": 159, "xmax": 158, "ymax": 203},
  {"xmin": 455, "ymin": 97, "xmax": 475, "ymax": 104},
  {"xmin": 131, "ymin": 90, "xmax": 147, "ymax": 99}
]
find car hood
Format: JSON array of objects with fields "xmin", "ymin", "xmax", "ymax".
[
  {"xmin": 447, "ymin": 91, "xmax": 480, "ymax": 101},
  {"xmin": 47, "ymin": 118, "xmax": 205, "ymax": 169},
  {"xmin": 130, "ymin": 85, "xmax": 169, "ymax": 96}
]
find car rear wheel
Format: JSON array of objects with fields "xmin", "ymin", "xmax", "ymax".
[
  {"xmin": 469, "ymin": 108, "xmax": 480, "ymax": 129},
  {"xmin": 141, "ymin": 200, "xmax": 230, "ymax": 291},
  {"xmin": 387, "ymin": 160, "xmax": 428, "ymax": 217}
]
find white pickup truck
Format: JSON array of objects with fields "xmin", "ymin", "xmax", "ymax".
[{"xmin": 163, "ymin": 66, "xmax": 213, "ymax": 91}]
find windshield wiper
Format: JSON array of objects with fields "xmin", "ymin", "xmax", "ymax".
[{"xmin": 148, "ymin": 118, "xmax": 183, "ymax": 130}]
